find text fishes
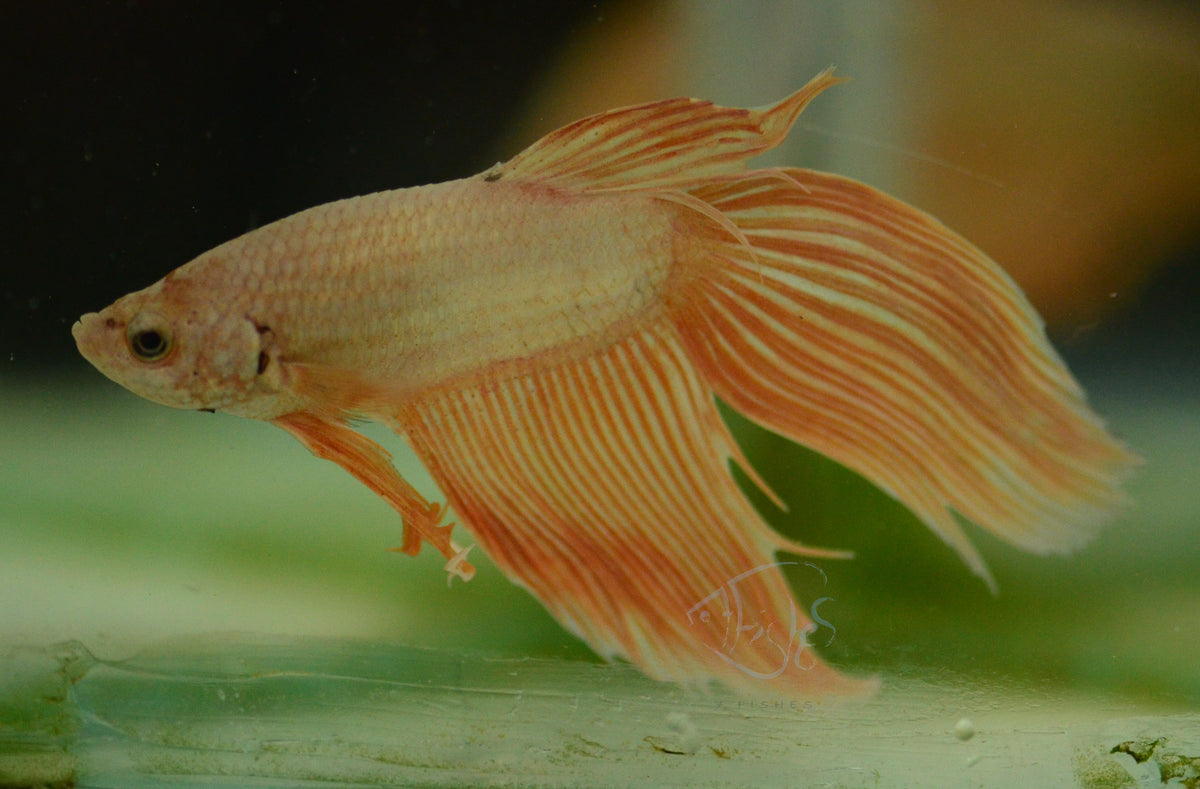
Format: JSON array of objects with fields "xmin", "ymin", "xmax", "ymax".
[{"xmin": 74, "ymin": 70, "xmax": 1136, "ymax": 697}]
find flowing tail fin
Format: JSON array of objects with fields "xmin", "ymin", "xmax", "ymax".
[{"xmin": 665, "ymin": 168, "xmax": 1139, "ymax": 589}]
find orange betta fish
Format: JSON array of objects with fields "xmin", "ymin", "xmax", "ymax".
[{"xmin": 74, "ymin": 70, "xmax": 1136, "ymax": 697}]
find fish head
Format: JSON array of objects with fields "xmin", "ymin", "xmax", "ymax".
[{"xmin": 73, "ymin": 262, "xmax": 270, "ymax": 414}]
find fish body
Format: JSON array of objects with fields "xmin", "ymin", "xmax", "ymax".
[
  {"xmin": 78, "ymin": 179, "xmax": 671, "ymax": 418},
  {"xmin": 74, "ymin": 71, "xmax": 1137, "ymax": 697}
]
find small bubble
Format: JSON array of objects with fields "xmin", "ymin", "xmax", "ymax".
[
  {"xmin": 666, "ymin": 712, "xmax": 692, "ymax": 734},
  {"xmin": 954, "ymin": 717, "xmax": 975, "ymax": 741},
  {"xmin": 664, "ymin": 711, "xmax": 699, "ymax": 754}
]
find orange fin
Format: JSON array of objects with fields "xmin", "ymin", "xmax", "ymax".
[
  {"xmin": 666, "ymin": 167, "xmax": 1141, "ymax": 590},
  {"xmin": 400, "ymin": 323, "xmax": 874, "ymax": 697},
  {"xmin": 273, "ymin": 411, "xmax": 475, "ymax": 584},
  {"xmin": 484, "ymin": 68, "xmax": 844, "ymax": 193}
]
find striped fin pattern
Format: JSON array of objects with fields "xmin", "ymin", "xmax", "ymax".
[
  {"xmin": 666, "ymin": 168, "xmax": 1139, "ymax": 589},
  {"xmin": 484, "ymin": 69, "xmax": 843, "ymax": 193},
  {"xmin": 400, "ymin": 322, "xmax": 875, "ymax": 697}
]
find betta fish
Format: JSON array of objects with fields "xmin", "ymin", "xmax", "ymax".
[{"xmin": 73, "ymin": 70, "xmax": 1136, "ymax": 698}]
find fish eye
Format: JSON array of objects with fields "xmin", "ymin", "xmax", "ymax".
[{"xmin": 126, "ymin": 313, "xmax": 173, "ymax": 362}]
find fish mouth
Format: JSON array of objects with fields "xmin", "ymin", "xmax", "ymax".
[
  {"xmin": 72, "ymin": 311, "xmax": 109, "ymax": 368},
  {"xmin": 71, "ymin": 313, "xmax": 91, "ymax": 342}
]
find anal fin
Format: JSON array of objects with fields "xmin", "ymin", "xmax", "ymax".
[{"xmin": 399, "ymin": 322, "xmax": 873, "ymax": 697}]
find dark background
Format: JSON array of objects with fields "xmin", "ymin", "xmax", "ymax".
[
  {"xmin": 2, "ymin": 1, "xmax": 617, "ymax": 370},
  {"xmin": 2, "ymin": 0, "xmax": 1197, "ymax": 384}
]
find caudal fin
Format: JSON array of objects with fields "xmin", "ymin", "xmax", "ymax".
[{"xmin": 666, "ymin": 168, "xmax": 1139, "ymax": 588}]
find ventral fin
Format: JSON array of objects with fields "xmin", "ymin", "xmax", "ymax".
[{"xmin": 273, "ymin": 410, "xmax": 475, "ymax": 584}]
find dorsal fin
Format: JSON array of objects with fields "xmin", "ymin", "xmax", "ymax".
[{"xmin": 483, "ymin": 68, "xmax": 845, "ymax": 193}]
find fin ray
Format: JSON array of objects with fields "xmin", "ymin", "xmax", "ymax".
[
  {"xmin": 667, "ymin": 168, "xmax": 1139, "ymax": 588},
  {"xmin": 487, "ymin": 69, "xmax": 844, "ymax": 193},
  {"xmin": 399, "ymin": 323, "xmax": 871, "ymax": 697}
]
